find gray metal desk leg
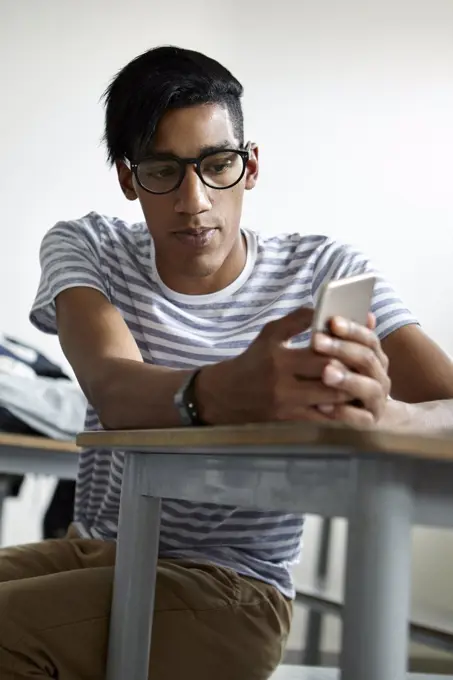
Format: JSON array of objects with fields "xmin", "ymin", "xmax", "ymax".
[
  {"xmin": 341, "ymin": 457, "xmax": 413, "ymax": 680},
  {"xmin": 303, "ymin": 517, "xmax": 332, "ymax": 666},
  {"xmin": 106, "ymin": 453, "xmax": 161, "ymax": 680},
  {"xmin": 0, "ymin": 477, "xmax": 10, "ymax": 546}
]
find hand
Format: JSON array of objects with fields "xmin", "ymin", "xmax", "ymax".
[
  {"xmin": 312, "ymin": 314, "xmax": 391, "ymax": 426},
  {"xmin": 196, "ymin": 307, "xmax": 352, "ymax": 425}
]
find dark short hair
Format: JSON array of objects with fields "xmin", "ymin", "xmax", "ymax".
[{"xmin": 102, "ymin": 46, "xmax": 244, "ymax": 164}]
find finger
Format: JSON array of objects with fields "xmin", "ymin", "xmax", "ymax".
[
  {"xmin": 279, "ymin": 347, "xmax": 342, "ymax": 380},
  {"xmin": 328, "ymin": 316, "xmax": 388, "ymax": 370},
  {"xmin": 275, "ymin": 401, "xmax": 348, "ymax": 423},
  {"xmin": 277, "ymin": 380, "xmax": 350, "ymax": 413},
  {"xmin": 330, "ymin": 316, "xmax": 379, "ymax": 350},
  {"xmin": 313, "ymin": 333, "xmax": 390, "ymax": 389},
  {"xmin": 317, "ymin": 404, "xmax": 336, "ymax": 415},
  {"xmin": 304, "ymin": 403, "xmax": 374, "ymax": 426},
  {"xmin": 298, "ymin": 406, "xmax": 339, "ymax": 423},
  {"xmin": 321, "ymin": 364, "xmax": 388, "ymax": 419},
  {"xmin": 260, "ymin": 307, "xmax": 314, "ymax": 343},
  {"xmin": 314, "ymin": 332, "xmax": 384, "ymax": 379},
  {"xmin": 324, "ymin": 403, "xmax": 375, "ymax": 427},
  {"xmin": 367, "ymin": 312, "xmax": 376, "ymax": 331}
]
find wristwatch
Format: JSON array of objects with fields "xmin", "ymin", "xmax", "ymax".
[{"xmin": 173, "ymin": 369, "xmax": 206, "ymax": 426}]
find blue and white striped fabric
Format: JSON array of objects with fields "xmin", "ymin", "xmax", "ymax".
[{"xmin": 30, "ymin": 212, "xmax": 417, "ymax": 597}]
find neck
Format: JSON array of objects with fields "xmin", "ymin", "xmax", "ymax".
[{"xmin": 157, "ymin": 232, "xmax": 247, "ymax": 296}]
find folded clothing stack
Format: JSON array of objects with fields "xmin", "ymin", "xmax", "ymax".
[
  {"xmin": 0, "ymin": 333, "xmax": 86, "ymax": 538},
  {"xmin": 0, "ymin": 334, "xmax": 86, "ymax": 440}
]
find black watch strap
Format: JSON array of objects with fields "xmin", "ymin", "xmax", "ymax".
[{"xmin": 173, "ymin": 369, "xmax": 206, "ymax": 426}]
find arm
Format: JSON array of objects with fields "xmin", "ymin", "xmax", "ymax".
[
  {"xmin": 56, "ymin": 287, "xmax": 360, "ymax": 430},
  {"xmin": 383, "ymin": 324, "xmax": 453, "ymax": 402},
  {"xmin": 381, "ymin": 324, "xmax": 453, "ymax": 431},
  {"xmin": 31, "ymin": 221, "xmax": 191, "ymax": 429},
  {"xmin": 55, "ymin": 287, "xmax": 193, "ymax": 429},
  {"xmin": 311, "ymin": 239, "xmax": 453, "ymax": 431},
  {"xmin": 313, "ymin": 315, "xmax": 453, "ymax": 431},
  {"xmin": 382, "ymin": 399, "xmax": 453, "ymax": 432},
  {"xmin": 60, "ymin": 287, "xmax": 453, "ymax": 432}
]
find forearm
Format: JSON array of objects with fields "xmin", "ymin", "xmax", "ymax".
[
  {"xmin": 87, "ymin": 359, "xmax": 194, "ymax": 430},
  {"xmin": 380, "ymin": 398, "xmax": 453, "ymax": 432}
]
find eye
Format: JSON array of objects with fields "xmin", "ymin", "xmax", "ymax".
[
  {"xmin": 147, "ymin": 164, "xmax": 178, "ymax": 179},
  {"xmin": 138, "ymin": 159, "xmax": 180, "ymax": 184},
  {"xmin": 207, "ymin": 162, "xmax": 230, "ymax": 174},
  {"xmin": 202, "ymin": 153, "xmax": 237, "ymax": 175}
]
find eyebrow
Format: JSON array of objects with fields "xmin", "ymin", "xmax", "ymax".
[{"xmin": 149, "ymin": 140, "xmax": 236, "ymax": 158}]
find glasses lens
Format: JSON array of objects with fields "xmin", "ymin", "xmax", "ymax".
[
  {"xmin": 136, "ymin": 158, "xmax": 182, "ymax": 194},
  {"xmin": 200, "ymin": 151, "xmax": 245, "ymax": 189}
]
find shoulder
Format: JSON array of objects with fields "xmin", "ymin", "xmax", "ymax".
[
  {"xmin": 257, "ymin": 231, "xmax": 328, "ymax": 257},
  {"xmin": 40, "ymin": 212, "xmax": 149, "ymax": 258},
  {"xmin": 254, "ymin": 230, "xmax": 371, "ymax": 276}
]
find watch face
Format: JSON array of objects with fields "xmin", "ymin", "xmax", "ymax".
[{"xmin": 174, "ymin": 371, "xmax": 199, "ymax": 426}]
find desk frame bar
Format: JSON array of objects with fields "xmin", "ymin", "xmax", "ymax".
[{"xmin": 0, "ymin": 447, "xmax": 79, "ymax": 480}]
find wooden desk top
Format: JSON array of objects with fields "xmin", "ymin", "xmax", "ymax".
[
  {"xmin": 0, "ymin": 432, "xmax": 79, "ymax": 453},
  {"xmin": 77, "ymin": 421, "xmax": 453, "ymax": 462}
]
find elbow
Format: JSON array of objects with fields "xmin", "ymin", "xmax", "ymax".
[
  {"xmin": 96, "ymin": 406, "xmax": 124, "ymax": 431},
  {"xmin": 84, "ymin": 376, "xmax": 131, "ymax": 431},
  {"xmin": 95, "ymin": 392, "xmax": 133, "ymax": 431}
]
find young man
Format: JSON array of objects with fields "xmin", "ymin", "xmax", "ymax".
[{"xmin": 1, "ymin": 46, "xmax": 453, "ymax": 680}]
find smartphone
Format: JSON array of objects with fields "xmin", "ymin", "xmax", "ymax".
[
  {"xmin": 312, "ymin": 273, "xmax": 376, "ymax": 409},
  {"xmin": 312, "ymin": 272, "xmax": 377, "ymax": 334}
]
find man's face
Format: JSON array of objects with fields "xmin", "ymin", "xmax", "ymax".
[{"xmin": 117, "ymin": 103, "xmax": 259, "ymax": 293}]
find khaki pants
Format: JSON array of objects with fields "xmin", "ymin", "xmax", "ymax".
[{"xmin": 0, "ymin": 528, "xmax": 292, "ymax": 679}]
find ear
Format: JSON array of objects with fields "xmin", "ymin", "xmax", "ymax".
[
  {"xmin": 116, "ymin": 160, "xmax": 138, "ymax": 201},
  {"xmin": 244, "ymin": 144, "xmax": 259, "ymax": 191}
]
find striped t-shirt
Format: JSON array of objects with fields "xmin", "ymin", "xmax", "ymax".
[{"xmin": 30, "ymin": 211, "xmax": 416, "ymax": 597}]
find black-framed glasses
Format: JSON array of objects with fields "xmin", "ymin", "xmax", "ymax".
[{"xmin": 124, "ymin": 143, "xmax": 252, "ymax": 195}]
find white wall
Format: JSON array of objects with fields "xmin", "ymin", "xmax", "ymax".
[
  {"xmin": 1, "ymin": 0, "xmax": 453, "ymax": 663},
  {"xmin": 2, "ymin": 0, "xmax": 453, "ymax": 359}
]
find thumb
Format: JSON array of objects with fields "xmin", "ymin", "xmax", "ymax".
[{"xmin": 261, "ymin": 307, "xmax": 314, "ymax": 343}]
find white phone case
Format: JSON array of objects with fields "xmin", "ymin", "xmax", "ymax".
[{"xmin": 312, "ymin": 273, "xmax": 377, "ymax": 333}]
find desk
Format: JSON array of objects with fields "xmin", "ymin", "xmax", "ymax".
[
  {"xmin": 270, "ymin": 668, "xmax": 452, "ymax": 680},
  {"xmin": 0, "ymin": 433, "xmax": 79, "ymax": 479},
  {"xmin": 0, "ymin": 434, "xmax": 79, "ymax": 542},
  {"xmin": 78, "ymin": 422, "xmax": 453, "ymax": 680}
]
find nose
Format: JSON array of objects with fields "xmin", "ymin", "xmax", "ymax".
[{"xmin": 174, "ymin": 165, "xmax": 212, "ymax": 215}]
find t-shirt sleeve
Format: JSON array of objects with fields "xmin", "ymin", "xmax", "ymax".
[
  {"xmin": 311, "ymin": 240, "xmax": 418, "ymax": 340},
  {"xmin": 30, "ymin": 219, "xmax": 110, "ymax": 335}
]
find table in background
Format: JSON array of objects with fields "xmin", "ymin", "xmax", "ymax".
[{"xmin": 0, "ymin": 433, "xmax": 79, "ymax": 542}]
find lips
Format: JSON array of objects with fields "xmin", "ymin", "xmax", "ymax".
[
  {"xmin": 174, "ymin": 227, "xmax": 217, "ymax": 248},
  {"xmin": 176, "ymin": 227, "xmax": 215, "ymax": 235}
]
